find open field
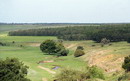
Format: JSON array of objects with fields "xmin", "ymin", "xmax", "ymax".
[
  {"xmin": 0, "ymin": 35, "xmax": 86, "ymax": 81},
  {"xmin": 1, "ymin": 25, "xmax": 130, "ymax": 81}
]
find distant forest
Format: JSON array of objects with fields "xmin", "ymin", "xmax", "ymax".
[{"xmin": 9, "ymin": 24, "xmax": 130, "ymax": 42}]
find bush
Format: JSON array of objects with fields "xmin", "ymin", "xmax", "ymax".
[
  {"xmin": 54, "ymin": 68, "xmax": 89, "ymax": 81},
  {"xmin": 0, "ymin": 58, "xmax": 30, "ymax": 81},
  {"xmin": 0, "ymin": 42, "xmax": 6, "ymax": 46},
  {"xmin": 40, "ymin": 40, "xmax": 69, "ymax": 56},
  {"xmin": 74, "ymin": 49, "xmax": 85, "ymax": 57},
  {"xmin": 100, "ymin": 38, "xmax": 110, "ymax": 45},
  {"xmin": 118, "ymin": 72, "xmax": 130, "ymax": 81},
  {"xmin": 77, "ymin": 46, "xmax": 84, "ymax": 50},
  {"xmin": 88, "ymin": 66, "xmax": 105, "ymax": 80},
  {"xmin": 122, "ymin": 55, "xmax": 130, "ymax": 72},
  {"xmin": 54, "ymin": 66, "xmax": 105, "ymax": 81}
]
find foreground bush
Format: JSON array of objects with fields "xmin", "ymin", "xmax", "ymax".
[
  {"xmin": 54, "ymin": 66, "xmax": 105, "ymax": 81},
  {"xmin": 54, "ymin": 68, "xmax": 89, "ymax": 81},
  {"xmin": 88, "ymin": 66, "xmax": 105, "ymax": 80},
  {"xmin": 0, "ymin": 58, "xmax": 30, "ymax": 81}
]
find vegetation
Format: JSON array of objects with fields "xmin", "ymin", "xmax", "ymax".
[
  {"xmin": 0, "ymin": 58, "xmax": 30, "ymax": 81},
  {"xmin": 74, "ymin": 49, "xmax": 85, "ymax": 57},
  {"xmin": 1, "ymin": 24, "xmax": 130, "ymax": 81},
  {"xmin": 0, "ymin": 42, "xmax": 6, "ymax": 46},
  {"xmin": 40, "ymin": 40, "xmax": 69, "ymax": 56},
  {"xmin": 122, "ymin": 55, "xmax": 130, "ymax": 72},
  {"xmin": 127, "ymin": 37, "xmax": 130, "ymax": 43},
  {"xmin": 54, "ymin": 66, "xmax": 105, "ymax": 81},
  {"xmin": 9, "ymin": 24, "xmax": 130, "ymax": 42},
  {"xmin": 88, "ymin": 66, "xmax": 105, "ymax": 79},
  {"xmin": 74, "ymin": 46, "xmax": 85, "ymax": 57}
]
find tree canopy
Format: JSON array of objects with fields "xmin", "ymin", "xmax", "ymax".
[
  {"xmin": 40, "ymin": 40, "xmax": 68, "ymax": 56},
  {"xmin": 9, "ymin": 24, "xmax": 130, "ymax": 42},
  {"xmin": 0, "ymin": 58, "xmax": 30, "ymax": 81}
]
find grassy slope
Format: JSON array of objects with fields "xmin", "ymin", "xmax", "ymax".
[{"xmin": 1, "ymin": 25, "xmax": 130, "ymax": 81}]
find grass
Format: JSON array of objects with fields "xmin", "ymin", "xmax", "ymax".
[
  {"xmin": 0, "ymin": 35, "xmax": 87, "ymax": 81},
  {"xmin": 1, "ymin": 25, "xmax": 130, "ymax": 81}
]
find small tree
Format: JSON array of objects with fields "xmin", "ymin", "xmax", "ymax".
[
  {"xmin": 101, "ymin": 38, "xmax": 110, "ymax": 44},
  {"xmin": 122, "ymin": 55, "xmax": 130, "ymax": 72},
  {"xmin": 0, "ymin": 58, "xmax": 30, "ymax": 81},
  {"xmin": 100, "ymin": 38, "xmax": 110, "ymax": 47},
  {"xmin": 40, "ymin": 40, "xmax": 68, "ymax": 56}
]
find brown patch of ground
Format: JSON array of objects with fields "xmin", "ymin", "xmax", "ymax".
[
  {"xmin": 28, "ymin": 43, "xmax": 40, "ymax": 47},
  {"xmin": 86, "ymin": 50, "xmax": 124, "ymax": 73},
  {"xmin": 66, "ymin": 44, "xmax": 77, "ymax": 49},
  {"xmin": 38, "ymin": 60, "xmax": 54, "ymax": 64}
]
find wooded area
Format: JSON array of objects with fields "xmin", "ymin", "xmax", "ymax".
[{"xmin": 9, "ymin": 24, "xmax": 130, "ymax": 42}]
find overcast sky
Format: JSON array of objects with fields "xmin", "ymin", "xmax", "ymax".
[{"xmin": 0, "ymin": 0, "xmax": 130, "ymax": 23}]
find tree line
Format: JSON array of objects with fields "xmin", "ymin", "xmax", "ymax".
[{"xmin": 9, "ymin": 24, "xmax": 130, "ymax": 42}]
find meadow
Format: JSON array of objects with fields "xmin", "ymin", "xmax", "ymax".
[{"xmin": 1, "ymin": 25, "xmax": 130, "ymax": 81}]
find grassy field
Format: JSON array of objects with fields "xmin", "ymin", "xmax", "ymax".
[
  {"xmin": 0, "ymin": 35, "xmax": 87, "ymax": 81},
  {"xmin": 1, "ymin": 25, "xmax": 130, "ymax": 81}
]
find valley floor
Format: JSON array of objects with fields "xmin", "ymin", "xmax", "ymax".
[{"xmin": 0, "ymin": 34, "xmax": 130, "ymax": 81}]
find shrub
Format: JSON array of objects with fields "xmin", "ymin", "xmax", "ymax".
[
  {"xmin": 0, "ymin": 58, "xmax": 30, "ymax": 81},
  {"xmin": 0, "ymin": 42, "xmax": 6, "ymax": 46},
  {"xmin": 118, "ymin": 73, "xmax": 130, "ymax": 81},
  {"xmin": 77, "ymin": 46, "xmax": 84, "ymax": 50},
  {"xmin": 54, "ymin": 66, "xmax": 105, "ymax": 81},
  {"xmin": 101, "ymin": 38, "xmax": 110, "ymax": 44},
  {"xmin": 54, "ymin": 68, "xmax": 89, "ymax": 81},
  {"xmin": 122, "ymin": 55, "xmax": 130, "ymax": 72},
  {"xmin": 88, "ymin": 66, "xmax": 105, "ymax": 80},
  {"xmin": 40, "ymin": 40, "xmax": 69, "ymax": 56},
  {"xmin": 74, "ymin": 49, "xmax": 85, "ymax": 57}
]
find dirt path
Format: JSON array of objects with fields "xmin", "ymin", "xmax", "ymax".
[{"xmin": 38, "ymin": 66, "xmax": 56, "ymax": 74}]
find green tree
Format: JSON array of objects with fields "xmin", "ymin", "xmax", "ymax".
[
  {"xmin": 40, "ymin": 40, "xmax": 68, "ymax": 56},
  {"xmin": 122, "ymin": 55, "xmax": 130, "ymax": 72},
  {"xmin": 0, "ymin": 58, "xmax": 30, "ymax": 81}
]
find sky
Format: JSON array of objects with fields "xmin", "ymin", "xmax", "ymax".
[{"xmin": 0, "ymin": 0, "xmax": 130, "ymax": 23}]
